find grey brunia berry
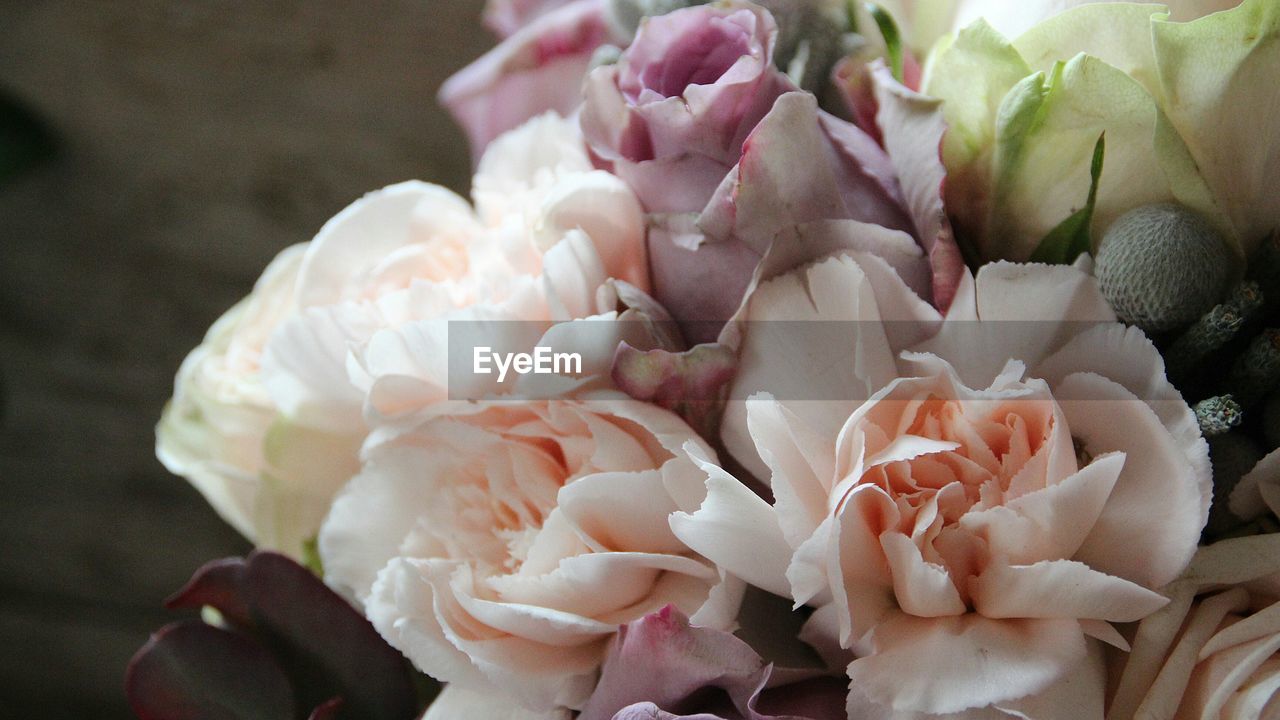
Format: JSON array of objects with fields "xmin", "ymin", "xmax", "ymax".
[{"xmin": 1095, "ymin": 203, "xmax": 1235, "ymax": 334}]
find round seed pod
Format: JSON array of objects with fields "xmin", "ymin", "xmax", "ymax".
[{"xmin": 1095, "ymin": 203, "xmax": 1235, "ymax": 334}]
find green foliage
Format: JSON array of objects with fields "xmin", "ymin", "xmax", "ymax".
[
  {"xmin": 1029, "ymin": 132, "xmax": 1104, "ymax": 265},
  {"xmin": 865, "ymin": 3, "xmax": 904, "ymax": 82}
]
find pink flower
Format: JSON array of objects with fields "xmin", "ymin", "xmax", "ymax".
[
  {"xmin": 579, "ymin": 605, "xmax": 846, "ymax": 720},
  {"xmin": 580, "ymin": 2, "xmax": 795, "ymax": 214},
  {"xmin": 582, "ymin": 5, "xmax": 963, "ymax": 343},
  {"xmin": 670, "ymin": 252, "xmax": 1212, "ymax": 715},
  {"xmin": 261, "ymin": 113, "xmax": 649, "ymax": 427},
  {"xmin": 442, "ymin": 0, "xmax": 613, "ymax": 160},
  {"xmin": 483, "ymin": 0, "xmax": 582, "ymax": 37},
  {"xmin": 318, "ymin": 396, "xmax": 741, "ymax": 712}
]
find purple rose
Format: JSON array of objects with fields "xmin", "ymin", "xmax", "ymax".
[
  {"xmin": 579, "ymin": 606, "xmax": 847, "ymax": 720},
  {"xmin": 441, "ymin": 0, "xmax": 612, "ymax": 160},
  {"xmin": 582, "ymin": 3, "xmax": 964, "ymax": 344},
  {"xmin": 581, "ymin": 2, "xmax": 796, "ymax": 214}
]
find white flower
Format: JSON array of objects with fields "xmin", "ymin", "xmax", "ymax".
[{"xmin": 157, "ymin": 246, "xmax": 363, "ymax": 556}]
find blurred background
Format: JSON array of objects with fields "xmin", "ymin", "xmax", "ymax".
[{"xmin": 0, "ymin": 2, "xmax": 491, "ymax": 715}]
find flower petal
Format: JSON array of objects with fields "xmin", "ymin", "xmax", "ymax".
[
  {"xmin": 846, "ymin": 612, "xmax": 1088, "ymax": 714},
  {"xmin": 669, "ymin": 451, "xmax": 792, "ymax": 598},
  {"xmin": 971, "ymin": 559, "xmax": 1168, "ymax": 622},
  {"xmin": 1056, "ymin": 372, "xmax": 1209, "ymax": 588}
]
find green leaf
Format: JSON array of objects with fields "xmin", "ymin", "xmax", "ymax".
[
  {"xmin": 866, "ymin": 3, "xmax": 904, "ymax": 82},
  {"xmin": 1029, "ymin": 132, "xmax": 1105, "ymax": 264}
]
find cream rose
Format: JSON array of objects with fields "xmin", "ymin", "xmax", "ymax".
[
  {"xmin": 1110, "ymin": 525, "xmax": 1280, "ymax": 720},
  {"xmin": 156, "ymin": 246, "xmax": 363, "ymax": 557},
  {"xmin": 261, "ymin": 111, "xmax": 648, "ymax": 428},
  {"xmin": 922, "ymin": 0, "xmax": 1277, "ymax": 263},
  {"xmin": 670, "ymin": 249, "xmax": 1211, "ymax": 716},
  {"xmin": 318, "ymin": 395, "xmax": 740, "ymax": 712}
]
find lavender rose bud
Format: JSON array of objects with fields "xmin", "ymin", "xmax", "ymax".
[
  {"xmin": 581, "ymin": 1, "xmax": 796, "ymax": 214},
  {"xmin": 579, "ymin": 606, "xmax": 847, "ymax": 720},
  {"xmin": 582, "ymin": 3, "xmax": 963, "ymax": 344}
]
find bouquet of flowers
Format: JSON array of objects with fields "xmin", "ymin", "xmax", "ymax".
[{"xmin": 128, "ymin": 0, "xmax": 1280, "ymax": 718}]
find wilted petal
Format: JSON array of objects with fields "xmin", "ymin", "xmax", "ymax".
[{"xmin": 578, "ymin": 605, "xmax": 765, "ymax": 720}]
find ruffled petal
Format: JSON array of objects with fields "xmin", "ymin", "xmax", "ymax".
[{"xmin": 846, "ymin": 612, "xmax": 1088, "ymax": 714}]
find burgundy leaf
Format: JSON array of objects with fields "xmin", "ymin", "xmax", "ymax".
[
  {"xmin": 306, "ymin": 697, "xmax": 344, "ymax": 720},
  {"xmin": 164, "ymin": 557, "xmax": 252, "ymax": 628},
  {"xmin": 241, "ymin": 551, "xmax": 419, "ymax": 720},
  {"xmin": 125, "ymin": 621, "xmax": 295, "ymax": 720}
]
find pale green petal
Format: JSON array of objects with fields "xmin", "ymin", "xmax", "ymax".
[
  {"xmin": 857, "ymin": 0, "xmax": 960, "ymax": 56},
  {"xmin": 254, "ymin": 417, "xmax": 363, "ymax": 558},
  {"xmin": 923, "ymin": 20, "xmax": 1031, "ymax": 249},
  {"xmin": 924, "ymin": 19, "xmax": 1032, "ymax": 170},
  {"xmin": 1153, "ymin": 0, "xmax": 1280, "ymax": 254},
  {"xmin": 1012, "ymin": 2, "xmax": 1168, "ymax": 87},
  {"xmin": 989, "ymin": 54, "xmax": 1187, "ymax": 261},
  {"xmin": 156, "ymin": 362, "xmax": 272, "ymax": 543}
]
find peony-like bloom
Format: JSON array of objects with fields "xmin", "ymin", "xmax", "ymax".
[
  {"xmin": 442, "ymin": 0, "xmax": 613, "ymax": 160},
  {"xmin": 262, "ymin": 112, "xmax": 649, "ymax": 428},
  {"xmin": 923, "ymin": 0, "xmax": 1278, "ymax": 262},
  {"xmin": 1109, "ymin": 530, "xmax": 1280, "ymax": 720},
  {"xmin": 582, "ymin": 2, "xmax": 963, "ymax": 343},
  {"xmin": 671, "ymin": 250, "xmax": 1212, "ymax": 716},
  {"xmin": 156, "ymin": 245, "xmax": 363, "ymax": 558},
  {"xmin": 319, "ymin": 395, "xmax": 741, "ymax": 712}
]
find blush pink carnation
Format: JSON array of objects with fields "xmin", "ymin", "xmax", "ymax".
[
  {"xmin": 318, "ymin": 395, "xmax": 742, "ymax": 712},
  {"xmin": 670, "ymin": 251, "xmax": 1212, "ymax": 716},
  {"xmin": 261, "ymin": 112, "xmax": 649, "ymax": 427}
]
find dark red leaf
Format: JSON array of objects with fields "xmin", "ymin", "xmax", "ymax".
[
  {"xmin": 125, "ymin": 621, "xmax": 295, "ymax": 720},
  {"xmin": 165, "ymin": 557, "xmax": 252, "ymax": 628},
  {"xmin": 306, "ymin": 697, "xmax": 344, "ymax": 720},
  {"xmin": 242, "ymin": 551, "xmax": 418, "ymax": 720}
]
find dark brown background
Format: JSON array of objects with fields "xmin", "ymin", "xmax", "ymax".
[{"xmin": 0, "ymin": 2, "xmax": 491, "ymax": 715}]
